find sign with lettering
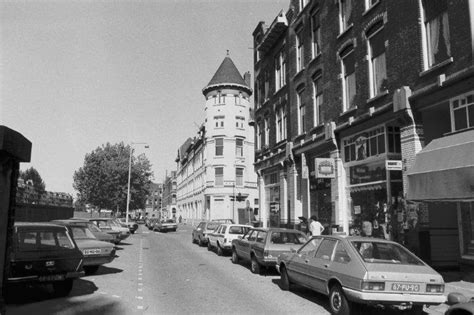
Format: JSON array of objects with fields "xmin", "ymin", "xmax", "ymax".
[
  {"xmin": 314, "ymin": 158, "xmax": 336, "ymax": 178},
  {"xmin": 386, "ymin": 160, "xmax": 402, "ymax": 171}
]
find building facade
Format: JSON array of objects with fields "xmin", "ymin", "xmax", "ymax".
[
  {"xmin": 253, "ymin": 0, "xmax": 474, "ymax": 268},
  {"xmin": 144, "ymin": 182, "xmax": 162, "ymax": 219},
  {"xmin": 176, "ymin": 55, "xmax": 258, "ymax": 225},
  {"xmin": 161, "ymin": 171, "xmax": 177, "ymax": 220}
]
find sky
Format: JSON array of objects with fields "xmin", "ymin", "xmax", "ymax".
[{"xmin": 0, "ymin": 0, "xmax": 288, "ymax": 196}]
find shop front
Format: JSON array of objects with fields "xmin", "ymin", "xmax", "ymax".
[
  {"xmin": 309, "ymin": 157, "xmax": 334, "ymax": 233},
  {"xmin": 342, "ymin": 124, "xmax": 404, "ymax": 241},
  {"xmin": 265, "ymin": 171, "xmax": 281, "ymax": 227}
]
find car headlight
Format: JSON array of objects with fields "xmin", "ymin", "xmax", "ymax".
[
  {"xmin": 426, "ymin": 284, "xmax": 444, "ymax": 293},
  {"xmin": 362, "ymin": 281, "xmax": 385, "ymax": 291}
]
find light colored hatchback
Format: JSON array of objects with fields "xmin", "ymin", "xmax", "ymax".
[{"xmin": 207, "ymin": 224, "xmax": 252, "ymax": 256}]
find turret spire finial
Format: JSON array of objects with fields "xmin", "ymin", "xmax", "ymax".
[{"xmin": 226, "ymin": 50, "xmax": 230, "ymax": 56}]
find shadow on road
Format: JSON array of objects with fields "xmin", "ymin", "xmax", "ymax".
[
  {"xmin": 92, "ymin": 265, "xmax": 123, "ymax": 276},
  {"xmin": 5, "ymin": 277, "xmax": 98, "ymax": 305}
]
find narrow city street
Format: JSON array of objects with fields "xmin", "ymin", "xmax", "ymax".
[{"xmin": 5, "ymin": 224, "xmax": 330, "ymax": 315}]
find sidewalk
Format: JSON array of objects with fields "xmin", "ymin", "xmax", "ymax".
[{"xmin": 426, "ymin": 270, "xmax": 474, "ymax": 314}]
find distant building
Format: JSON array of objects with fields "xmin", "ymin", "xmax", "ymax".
[
  {"xmin": 16, "ymin": 178, "xmax": 73, "ymax": 207},
  {"xmin": 162, "ymin": 171, "xmax": 177, "ymax": 220},
  {"xmin": 176, "ymin": 54, "xmax": 258, "ymax": 224},
  {"xmin": 145, "ymin": 182, "xmax": 162, "ymax": 218}
]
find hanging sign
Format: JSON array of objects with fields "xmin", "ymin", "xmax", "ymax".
[
  {"xmin": 314, "ymin": 158, "xmax": 336, "ymax": 178},
  {"xmin": 386, "ymin": 160, "xmax": 402, "ymax": 171}
]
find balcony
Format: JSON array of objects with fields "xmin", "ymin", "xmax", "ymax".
[{"xmin": 257, "ymin": 11, "xmax": 288, "ymax": 54}]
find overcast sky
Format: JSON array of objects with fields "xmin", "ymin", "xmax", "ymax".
[{"xmin": 0, "ymin": 0, "xmax": 288, "ymax": 196}]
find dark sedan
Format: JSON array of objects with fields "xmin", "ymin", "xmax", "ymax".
[
  {"xmin": 231, "ymin": 227, "xmax": 308, "ymax": 274},
  {"xmin": 192, "ymin": 221, "xmax": 220, "ymax": 246}
]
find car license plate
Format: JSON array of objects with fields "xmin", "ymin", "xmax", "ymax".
[
  {"xmin": 391, "ymin": 283, "xmax": 420, "ymax": 292},
  {"xmin": 83, "ymin": 249, "xmax": 101, "ymax": 255},
  {"xmin": 39, "ymin": 274, "xmax": 65, "ymax": 282}
]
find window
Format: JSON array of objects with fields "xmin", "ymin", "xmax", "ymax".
[
  {"xmin": 276, "ymin": 109, "xmax": 282, "ymax": 142},
  {"xmin": 235, "ymin": 138, "xmax": 243, "ymax": 156},
  {"xmin": 282, "ymin": 108, "xmax": 287, "ymax": 140},
  {"xmin": 338, "ymin": 0, "xmax": 353, "ymax": 33},
  {"xmin": 275, "ymin": 50, "xmax": 286, "ymax": 91},
  {"xmin": 296, "ymin": 28, "xmax": 304, "ymax": 72},
  {"xmin": 248, "ymin": 230, "xmax": 257, "ymax": 241},
  {"xmin": 422, "ymin": 0, "xmax": 451, "ymax": 68},
  {"xmin": 365, "ymin": 0, "xmax": 378, "ymax": 10},
  {"xmin": 264, "ymin": 117, "xmax": 270, "ymax": 146},
  {"xmin": 256, "ymin": 121, "xmax": 262, "ymax": 150},
  {"xmin": 235, "ymin": 93, "xmax": 242, "ymax": 105},
  {"xmin": 299, "ymin": 0, "xmax": 308, "ymax": 11},
  {"xmin": 297, "ymin": 88, "xmax": 306, "ymax": 134},
  {"xmin": 341, "ymin": 46, "xmax": 356, "ymax": 111},
  {"xmin": 333, "ymin": 241, "xmax": 351, "ymax": 263},
  {"xmin": 215, "ymin": 167, "xmax": 223, "ymax": 186},
  {"xmin": 313, "ymin": 74, "xmax": 323, "ymax": 127},
  {"xmin": 236, "ymin": 168, "xmax": 244, "ymax": 186},
  {"xmin": 218, "ymin": 92, "xmax": 225, "ymax": 104},
  {"xmin": 343, "ymin": 126, "xmax": 390, "ymax": 162},
  {"xmin": 214, "ymin": 115, "xmax": 225, "ymax": 128},
  {"xmin": 215, "ymin": 138, "xmax": 224, "ymax": 156},
  {"xmin": 367, "ymin": 22, "xmax": 387, "ymax": 97},
  {"xmin": 299, "ymin": 237, "xmax": 323, "ymax": 257},
  {"xmin": 311, "ymin": 12, "xmax": 321, "ymax": 58},
  {"xmin": 264, "ymin": 70, "xmax": 270, "ymax": 101},
  {"xmin": 451, "ymin": 93, "xmax": 474, "ymax": 132},
  {"xmin": 315, "ymin": 239, "xmax": 337, "ymax": 260},
  {"xmin": 387, "ymin": 126, "xmax": 401, "ymax": 153},
  {"xmin": 235, "ymin": 116, "xmax": 245, "ymax": 129},
  {"xmin": 256, "ymin": 231, "xmax": 267, "ymax": 243}
]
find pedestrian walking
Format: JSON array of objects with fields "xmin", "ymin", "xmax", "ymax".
[{"xmin": 309, "ymin": 215, "xmax": 324, "ymax": 236}]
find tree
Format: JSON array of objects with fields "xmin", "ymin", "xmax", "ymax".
[
  {"xmin": 73, "ymin": 142, "xmax": 153, "ymax": 214},
  {"xmin": 20, "ymin": 167, "xmax": 46, "ymax": 196}
]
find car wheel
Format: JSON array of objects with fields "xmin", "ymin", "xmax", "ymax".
[
  {"xmin": 217, "ymin": 244, "xmax": 223, "ymax": 256},
  {"xmin": 83, "ymin": 265, "xmax": 100, "ymax": 275},
  {"xmin": 207, "ymin": 241, "xmax": 212, "ymax": 251},
  {"xmin": 280, "ymin": 266, "xmax": 291, "ymax": 291},
  {"xmin": 192, "ymin": 236, "xmax": 196, "ymax": 244},
  {"xmin": 52, "ymin": 279, "xmax": 74, "ymax": 297},
  {"xmin": 198, "ymin": 237, "xmax": 203, "ymax": 246},
  {"xmin": 250, "ymin": 256, "xmax": 261, "ymax": 274},
  {"xmin": 231, "ymin": 249, "xmax": 239, "ymax": 264},
  {"xmin": 329, "ymin": 284, "xmax": 351, "ymax": 315}
]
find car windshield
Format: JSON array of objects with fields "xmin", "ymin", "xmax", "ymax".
[
  {"xmin": 71, "ymin": 226, "xmax": 96, "ymax": 239},
  {"xmin": 270, "ymin": 232, "xmax": 307, "ymax": 245},
  {"xmin": 87, "ymin": 223, "xmax": 102, "ymax": 233},
  {"xmin": 351, "ymin": 241, "xmax": 424, "ymax": 265},
  {"xmin": 94, "ymin": 221, "xmax": 112, "ymax": 229}
]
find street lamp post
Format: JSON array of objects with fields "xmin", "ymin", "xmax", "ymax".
[{"xmin": 126, "ymin": 142, "xmax": 148, "ymax": 225}]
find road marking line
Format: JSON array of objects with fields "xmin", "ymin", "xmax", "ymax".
[
  {"xmin": 112, "ymin": 295, "xmax": 120, "ymax": 298},
  {"xmin": 138, "ymin": 283, "xmax": 143, "ymax": 286},
  {"xmin": 137, "ymin": 306, "xmax": 144, "ymax": 310},
  {"xmin": 138, "ymin": 288, "xmax": 142, "ymax": 292},
  {"xmin": 138, "ymin": 277, "xmax": 142, "ymax": 280},
  {"xmin": 136, "ymin": 296, "xmax": 143, "ymax": 300}
]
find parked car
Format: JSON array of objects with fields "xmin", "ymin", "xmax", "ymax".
[
  {"xmin": 7, "ymin": 222, "xmax": 84, "ymax": 297},
  {"xmin": 51, "ymin": 219, "xmax": 116, "ymax": 274},
  {"xmin": 231, "ymin": 227, "xmax": 308, "ymax": 274},
  {"xmin": 146, "ymin": 218, "xmax": 158, "ymax": 230},
  {"xmin": 115, "ymin": 218, "xmax": 139, "ymax": 234},
  {"xmin": 70, "ymin": 218, "xmax": 116, "ymax": 244},
  {"xmin": 192, "ymin": 221, "xmax": 220, "ymax": 246},
  {"xmin": 276, "ymin": 235, "xmax": 446, "ymax": 315},
  {"xmin": 89, "ymin": 218, "xmax": 130, "ymax": 243},
  {"xmin": 153, "ymin": 219, "xmax": 177, "ymax": 232},
  {"xmin": 207, "ymin": 224, "xmax": 252, "ymax": 256},
  {"xmin": 445, "ymin": 297, "xmax": 474, "ymax": 315}
]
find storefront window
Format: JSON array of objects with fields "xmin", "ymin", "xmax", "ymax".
[{"xmin": 265, "ymin": 172, "xmax": 280, "ymax": 227}]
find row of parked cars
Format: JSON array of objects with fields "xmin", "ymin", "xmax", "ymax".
[
  {"xmin": 6, "ymin": 217, "xmax": 137, "ymax": 299},
  {"xmin": 144, "ymin": 218, "xmax": 178, "ymax": 232},
  {"xmin": 192, "ymin": 221, "xmax": 447, "ymax": 315}
]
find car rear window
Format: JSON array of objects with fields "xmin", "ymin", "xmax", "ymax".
[
  {"xmin": 17, "ymin": 229, "xmax": 75, "ymax": 251},
  {"xmin": 351, "ymin": 241, "xmax": 424, "ymax": 265},
  {"xmin": 270, "ymin": 232, "xmax": 307, "ymax": 245},
  {"xmin": 228, "ymin": 226, "xmax": 249, "ymax": 234},
  {"xmin": 71, "ymin": 226, "xmax": 96, "ymax": 239},
  {"xmin": 207, "ymin": 223, "xmax": 219, "ymax": 230}
]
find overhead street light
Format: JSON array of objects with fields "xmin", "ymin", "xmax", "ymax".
[{"xmin": 126, "ymin": 142, "xmax": 148, "ymax": 224}]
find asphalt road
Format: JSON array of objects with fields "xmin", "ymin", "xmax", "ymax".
[{"xmin": 5, "ymin": 224, "xmax": 426, "ymax": 315}]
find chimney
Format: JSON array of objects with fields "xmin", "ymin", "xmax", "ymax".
[{"xmin": 244, "ymin": 71, "xmax": 251, "ymax": 87}]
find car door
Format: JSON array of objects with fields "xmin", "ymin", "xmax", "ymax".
[
  {"xmin": 236, "ymin": 230, "xmax": 255, "ymax": 261},
  {"xmin": 253, "ymin": 231, "xmax": 268, "ymax": 264},
  {"xmin": 306, "ymin": 238, "xmax": 338, "ymax": 293},
  {"xmin": 216, "ymin": 225, "xmax": 226, "ymax": 246},
  {"xmin": 287, "ymin": 237, "xmax": 323, "ymax": 287}
]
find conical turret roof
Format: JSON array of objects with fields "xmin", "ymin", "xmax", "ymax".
[{"xmin": 203, "ymin": 55, "xmax": 251, "ymax": 95}]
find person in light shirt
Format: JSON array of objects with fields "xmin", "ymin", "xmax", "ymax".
[{"xmin": 309, "ymin": 215, "xmax": 324, "ymax": 236}]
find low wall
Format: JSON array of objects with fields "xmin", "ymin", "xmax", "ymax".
[{"xmin": 14, "ymin": 203, "xmax": 74, "ymax": 222}]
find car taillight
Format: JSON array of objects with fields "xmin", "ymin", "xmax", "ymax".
[
  {"xmin": 224, "ymin": 238, "xmax": 227, "ymax": 243},
  {"xmin": 426, "ymin": 284, "xmax": 444, "ymax": 293},
  {"xmin": 362, "ymin": 281, "xmax": 385, "ymax": 291}
]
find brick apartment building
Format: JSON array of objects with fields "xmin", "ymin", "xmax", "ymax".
[
  {"xmin": 161, "ymin": 171, "xmax": 177, "ymax": 220},
  {"xmin": 253, "ymin": 0, "xmax": 474, "ymax": 268}
]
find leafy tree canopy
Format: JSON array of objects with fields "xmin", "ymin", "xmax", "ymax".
[
  {"xmin": 20, "ymin": 167, "xmax": 46, "ymax": 195},
  {"xmin": 73, "ymin": 142, "xmax": 153, "ymax": 213}
]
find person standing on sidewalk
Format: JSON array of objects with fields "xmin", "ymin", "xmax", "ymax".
[{"xmin": 309, "ymin": 215, "xmax": 324, "ymax": 236}]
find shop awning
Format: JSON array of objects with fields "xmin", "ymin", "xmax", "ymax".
[{"xmin": 407, "ymin": 130, "xmax": 474, "ymax": 201}]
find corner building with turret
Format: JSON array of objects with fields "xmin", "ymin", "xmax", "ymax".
[{"xmin": 175, "ymin": 55, "xmax": 258, "ymax": 224}]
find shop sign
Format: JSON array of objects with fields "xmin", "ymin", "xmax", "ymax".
[
  {"xmin": 386, "ymin": 160, "xmax": 402, "ymax": 171},
  {"xmin": 314, "ymin": 158, "xmax": 336, "ymax": 178}
]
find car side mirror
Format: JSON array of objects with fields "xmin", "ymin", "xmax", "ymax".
[{"xmin": 290, "ymin": 248, "xmax": 297, "ymax": 253}]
